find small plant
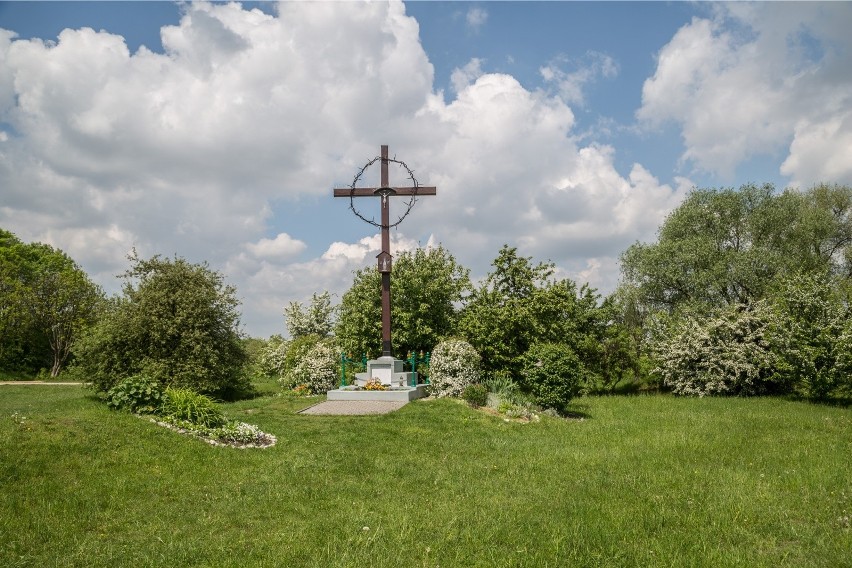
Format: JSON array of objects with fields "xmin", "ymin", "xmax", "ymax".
[
  {"xmin": 485, "ymin": 371, "xmax": 519, "ymax": 398},
  {"xmin": 215, "ymin": 420, "xmax": 276, "ymax": 446},
  {"xmin": 161, "ymin": 387, "xmax": 225, "ymax": 428},
  {"xmin": 364, "ymin": 378, "xmax": 387, "ymax": 391},
  {"xmin": 462, "ymin": 384, "xmax": 488, "ymax": 407},
  {"xmin": 106, "ymin": 374, "xmax": 163, "ymax": 414},
  {"xmin": 291, "ymin": 384, "xmax": 312, "ymax": 396}
]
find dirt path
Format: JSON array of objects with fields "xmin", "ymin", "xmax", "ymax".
[{"xmin": 0, "ymin": 381, "xmax": 84, "ymax": 385}]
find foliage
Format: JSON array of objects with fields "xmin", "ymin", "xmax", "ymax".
[
  {"xmin": 336, "ymin": 245, "xmax": 470, "ymax": 358},
  {"xmin": 277, "ymin": 334, "xmax": 323, "ymax": 390},
  {"xmin": 283, "ymin": 291, "xmax": 335, "ymax": 338},
  {"xmin": 459, "ymin": 245, "xmax": 606, "ymax": 383},
  {"xmin": 768, "ymin": 272, "xmax": 852, "ymax": 399},
  {"xmin": 256, "ymin": 335, "xmax": 290, "ymax": 378},
  {"xmin": 650, "ymin": 302, "xmax": 778, "ymax": 397},
  {"xmin": 160, "ymin": 387, "xmax": 226, "ymax": 428},
  {"xmin": 73, "ymin": 252, "xmax": 249, "ymax": 399},
  {"xmin": 461, "ymin": 383, "xmax": 488, "ymax": 408},
  {"xmin": 519, "ymin": 342, "xmax": 584, "ymax": 410},
  {"xmin": 428, "ymin": 339, "xmax": 481, "ymax": 398},
  {"xmin": 105, "ymin": 374, "xmax": 164, "ymax": 414},
  {"xmin": 283, "ymin": 338, "xmax": 339, "ymax": 394},
  {"xmin": 213, "ymin": 420, "xmax": 276, "ymax": 446},
  {"xmin": 484, "ymin": 371, "xmax": 520, "ymax": 399},
  {"xmin": 0, "ymin": 229, "xmax": 103, "ymax": 376},
  {"xmin": 621, "ymin": 183, "xmax": 852, "ymax": 313}
]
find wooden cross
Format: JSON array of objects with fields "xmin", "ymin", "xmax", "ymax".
[{"xmin": 334, "ymin": 145, "xmax": 436, "ymax": 357}]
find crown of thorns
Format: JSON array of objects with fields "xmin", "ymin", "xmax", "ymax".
[{"xmin": 346, "ymin": 154, "xmax": 421, "ymax": 229}]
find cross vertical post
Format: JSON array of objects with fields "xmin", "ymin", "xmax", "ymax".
[
  {"xmin": 333, "ymin": 145, "xmax": 437, "ymax": 362},
  {"xmin": 379, "ymin": 145, "xmax": 392, "ymax": 356}
]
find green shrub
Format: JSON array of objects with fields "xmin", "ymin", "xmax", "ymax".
[
  {"xmin": 429, "ymin": 339, "xmax": 481, "ymax": 398},
  {"xmin": 520, "ymin": 343, "xmax": 584, "ymax": 411},
  {"xmin": 161, "ymin": 387, "xmax": 225, "ymax": 428},
  {"xmin": 105, "ymin": 374, "xmax": 163, "ymax": 414},
  {"xmin": 462, "ymin": 384, "xmax": 488, "ymax": 408},
  {"xmin": 769, "ymin": 273, "xmax": 852, "ymax": 400},
  {"xmin": 72, "ymin": 253, "xmax": 248, "ymax": 399}
]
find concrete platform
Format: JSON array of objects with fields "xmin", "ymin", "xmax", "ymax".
[{"xmin": 326, "ymin": 384, "xmax": 429, "ymax": 402}]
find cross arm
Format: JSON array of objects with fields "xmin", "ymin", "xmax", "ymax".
[{"xmin": 334, "ymin": 187, "xmax": 437, "ymax": 197}]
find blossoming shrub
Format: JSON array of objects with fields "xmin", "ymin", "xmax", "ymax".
[
  {"xmin": 520, "ymin": 342, "xmax": 584, "ymax": 410},
  {"xmin": 651, "ymin": 303, "xmax": 777, "ymax": 397},
  {"xmin": 258, "ymin": 335, "xmax": 289, "ymax": 378},
  {"xmin": 429, "ymin": 339, "xmax": 481, "ymax": 398},
  {"xmin": 284, "ymin": 339, "xmax": 339, "ymax": 394}
]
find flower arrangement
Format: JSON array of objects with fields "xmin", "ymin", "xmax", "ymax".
[{"xmin": 364, "ymin": 378, "xmax": 387, "ymax": 391}]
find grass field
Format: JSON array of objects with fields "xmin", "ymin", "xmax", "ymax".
[{"xmin": 1, "ymin": 386, "xmax": 850, "ymax": 567}]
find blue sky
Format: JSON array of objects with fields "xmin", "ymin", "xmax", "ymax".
[{"xmin": 1, "ymin": 1, "xmax": 850, "ymax": 338}]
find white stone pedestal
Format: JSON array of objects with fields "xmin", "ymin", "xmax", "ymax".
[
  {"xmin": 355, "ymin": 356, "xmax": 411, "ymax": 387},
  {"xmin": 326, "ymin": 356, "xmax": 428, "ymax": 401}
]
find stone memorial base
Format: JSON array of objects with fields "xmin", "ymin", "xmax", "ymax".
[
  {"xmin": 326, "ymin": 384, "xmax": 429, "ymax": 402},
  {"xmin": 326, "ymin": 356, "xmax": 429, "ymax": 401}
]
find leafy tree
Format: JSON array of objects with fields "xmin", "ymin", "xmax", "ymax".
[
  {"xmin": 74, "ymin": 252, "xmax": 249, "ymax": 398},
  {"xmin": 335, "ymin": 245, "xmax": 471, "ymax": 359},
  {"xmin": 283, "ymin": 291, "xmax": 335, "ymax": 338},
  {"xmin": 459, "ymin": 245, "xmax": 606, "ymax": 382},
  {"xmin": 0, "ymin": 230, "xmax": 102, "ymax": 375},
  {"xmin": 621, "ymin": 183, "xmax": 852, "ymax": 314}
]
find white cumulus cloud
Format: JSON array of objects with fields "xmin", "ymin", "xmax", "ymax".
[
  {"xmin": 0, "ymin": 1, "xmax": 687, "ymax": 337},
  {"xmin": 637, "ymin": 3, "xmax": 852, "ymax": 185}
]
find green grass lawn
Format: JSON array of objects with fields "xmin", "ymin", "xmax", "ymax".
[{"xmin": 1, "ymin": 387, "xmax": 849, "ymax": 567}]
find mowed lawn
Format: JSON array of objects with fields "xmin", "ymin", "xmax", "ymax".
[{"xmin": 1, "ymin": 386, "xmax": 850, "ymax": 567}]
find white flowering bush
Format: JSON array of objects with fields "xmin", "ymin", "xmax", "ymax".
[
  {"xmin": 650, "ymin": 302, "xmax": 777, "ymax": 397},
  {"xmin": 258, "ymin": 335, "xmax": 290, "ymax": 377},
  {"xmin": 285, "ymin": 339, "xmax": 340, "ymax": 394},
  {"xmin": 429, "ymin": 339, "xmax": 481, "ymax": 398}
]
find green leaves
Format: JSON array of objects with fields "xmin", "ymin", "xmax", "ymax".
[
  {"xmin": 622, "ymin": 183, "xmax": 852, "ymax": 313},
  {"xmin": 0, "ymin": 229, "xmax": 103, "ymax": 376},
  {"xmin": 74, "ymin": 252, "xmax": 248, "ymax": 398},
  {"xmin": 459, "ymin": 246, "xmax": 611, "ymax": 385},
  {"xmin": 335, "ymin": 245, "xmax": 470, "ymax": 358},
  {"xmin": 520, "ymin": 342, "xmax": 584, "ymax": 410}
]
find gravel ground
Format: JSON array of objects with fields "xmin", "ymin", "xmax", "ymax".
[{"xmin": 298, "ymin": 400, "xmax": 408, "ymax": 415}]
